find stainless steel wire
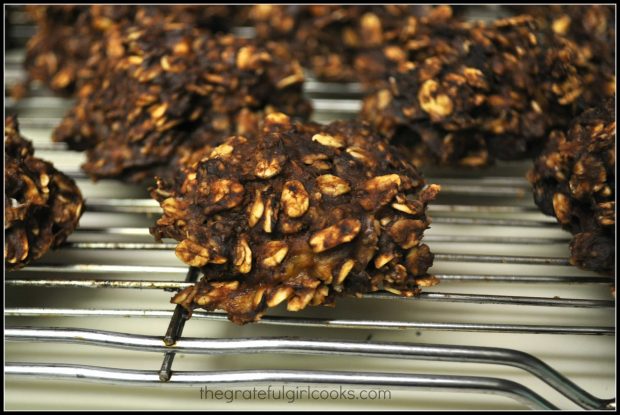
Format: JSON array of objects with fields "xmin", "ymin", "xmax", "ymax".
[
  {"xmin": 5, "ymin": 326, "xmax": 614, "ymax": 409},
  {"xmin": 5, "ymin": 308, "xmax": 614, "ymax": 336},
  {"xmin": 4, "ymin": 363, "xmax": 559, "ymax": 410}
]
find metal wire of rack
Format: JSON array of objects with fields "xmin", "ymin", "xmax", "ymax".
[{"xmin": 4, "ymin": 12, "xmax": 616, "ymax": 411}]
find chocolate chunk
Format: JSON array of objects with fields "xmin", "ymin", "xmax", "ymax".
[
  {"xmin": 151, "ymin": 114, "xmax": 439, "ymax": 324},
  {"xmin": 4, "ymin": 116, "xmax": 84, "ymax": 270}
]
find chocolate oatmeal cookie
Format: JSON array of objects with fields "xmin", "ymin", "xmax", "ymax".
[
  {"xmin": 361, "ymin": 15, "xmax": 615, "ymax": 168},
  {"xmin": 505, "ymin": 5, "xmax": 614, "ymax": 59},
  {"xmin": 5, "ymin": 116, "xmax": 84, "ymax": 270},
  {"xmin": 151, "ymin": 113, "xmax": 439, "ymax": 324},
  {"xmin": 528, "ymin": 100, "xmax": 615, "ymax": 274},
  {"xmin": 248, "ymin": 5, "xmax": 454, "ymax": 84},
  {"xmin": 52, "ymin": 21, "xmax": 311, "ymax": 183},
  {"xmin": 21, "ymin": 5, "xmax": 247, "ymax": 97}
]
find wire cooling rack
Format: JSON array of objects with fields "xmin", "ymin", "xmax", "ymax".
[{"xmin": 4, "ymin": 10, "xmax": 616, "ymax": 411}]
